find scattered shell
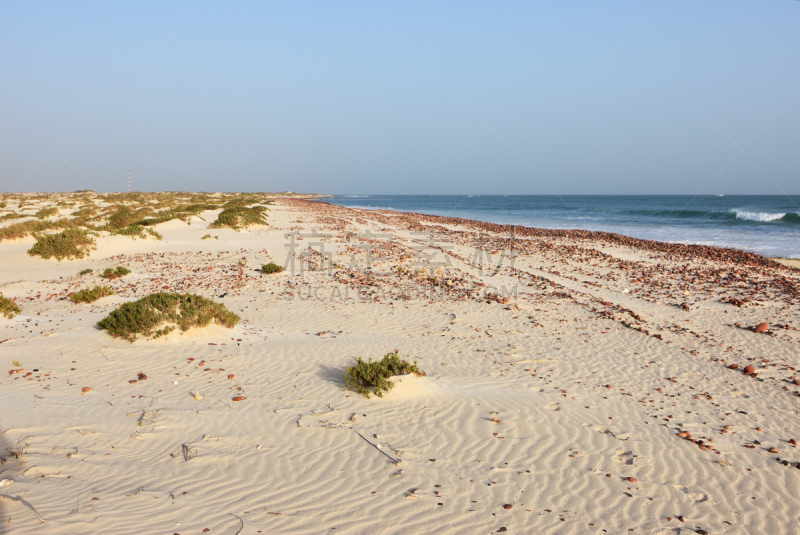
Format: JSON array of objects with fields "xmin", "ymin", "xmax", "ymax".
[
  {"xmin": 754, "ymin": 323, "xmax": 769, "ymax": 333},
  {"xmin": 627, "ymin": 477, "xmax": 638, "ymax": 482},
  {"xmin": 228, "ymin": 374, "xmax": 235, "ymax": 379},
  {"xmin": 768, "ymin": 447, "xmax": 780, "ymax": 454},
  {"xmin": 232, "ymin": 396, "xmax": 247, "ymax": 402},
  {"xmin": 503, "ymin": 504, "xmax": 513, "ymax": 509},
  {"xmin": 81, "ymin": 387, "xmax": 92, "ymax": 394}
]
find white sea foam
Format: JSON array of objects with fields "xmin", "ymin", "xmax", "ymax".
[{"xmin": 733, "ymin": 210, "xmax": 786, "ymax": 222}]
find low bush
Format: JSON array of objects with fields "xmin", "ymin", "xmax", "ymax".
[
  {"xmin": 209, "ymin": 205, "xmax": 268, "ymax": 229},
  {"xmin": 344, "ymin": 352, "xmax": 425, "ymax": 398},
  {"xmin": 97, "ymin": 292, "xmax": 240, "ymax": 341},
  {"xmin": 1, "ymin": 218, "xmax": 81, "ymax": 241},
  {"xmin": 69, "ymin": 285, "xmax": 115, "ymax": 303},
  {"xmin": 102, "ymin": 266, "xmax": 131, "ymax": 279},
  {"xmin": 261, "ymin": 262, "xmax": 284, "ymax": 274},
  {"xmin": 146, "ymin": 228, "xmax": 162, "ymax": 240},
  {"xmin": 79, "ymin": 268, "xmax": 93, "ymax": 275},
  {"xmin": 0, "ymin": 294, "xmax": 21, "ymax": 319},
  {"xmin": 115, "ymin": 224, "xmax": 144, "ymax": 237},
  {"xmin": 28, "ymin": 228, "xmax": 95, "ymax": 260},
  {"xmin": 35, "ymin": 207, "xmax": 59, "ymax": 219}
]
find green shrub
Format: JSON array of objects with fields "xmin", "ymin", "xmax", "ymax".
[
  {"xmin": 0, "ymin": 294, "xmax": 21, "ymax": 319},
  {"xmin": 28, "ymin": 228, "xmax": 95, "ymax": 260},
  {"xmin": 102, "ymin": 266, "xmax": 131, "ymax": 279},
  {"xmin": 35, "ymin": 207, "xmax": 59, "ymax": 219},
  {"xmin": 69, "ymin": 285, "xmax": 115, "ymax": 303},
  {"xmin": 261, "ymin": 262, "xmax": 284, "ymax": 274},
  {"xmin": 146, "ymin": 228, "xmax": 162, "ymax": 240},
  {"xmin": 209, "ymin": 206, "xmax": 268, "ymax": 229},
  {"xmin": 108, "ymin": 207, "xmax": 154, "ymax": 229},
  {"xmin": 115, "ymin": 224, "xmax": 144, "ymax": 237},
  {"xmin": 201, "ymin": 234, "xmax": 218, "ymax": 240},
  {"xmin": 344, "ymin": 353, "xmax": 425, "ymax": 398},
  {"xmin": 97, "ymin": 292, "xmax": 240, "ymax": 342},
  {"xmin": 79, "ymin": 268, "xmax": 93, "ymax": 275},
  {"xmin": 0, "ymin": 218, "xmax": 82, "ymax": 241}
]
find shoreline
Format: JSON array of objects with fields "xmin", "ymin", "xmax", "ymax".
[{"xmin": 305, "ymin": 198, "xmax": 796, "ymax": 271}]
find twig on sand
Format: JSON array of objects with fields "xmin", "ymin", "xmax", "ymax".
[
  {"xmin": 0, "ymin": 494, "xmax": 46, "ymax": 522},
  {"xmin": 353, "ymin": 429, "xmax": 400, "ymax": 464},
  {"xmin": 182, "ymin": 434, "xmax": 210, "ymax": 461},
  {"xmin": 229, "ymin": 513, "xmax": 244, "ymax": 535}
]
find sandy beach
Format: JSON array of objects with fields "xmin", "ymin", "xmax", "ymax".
[{"xmin": 1, "ymin": 194, "xmax": 799, "ymax": 534}]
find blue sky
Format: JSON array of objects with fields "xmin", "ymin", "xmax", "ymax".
[{"xmin": 1, "ymin": 1, "xmax": 798, "ymax": 195}]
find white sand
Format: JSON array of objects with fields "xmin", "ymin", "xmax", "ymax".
[{"xmin": 1, "ymin": 199, "xmax": 799, "ymax": 534}]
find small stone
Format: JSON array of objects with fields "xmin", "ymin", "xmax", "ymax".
[
  {"xmin": 768, "ymin": 447, "xmax": 780, "ymax": 454},
  {"xmin": 232, "ymin": 396, "xmax": 246, "ymax": 402},
  {"xmin": 789, "ymin": 439, "xmax": 797, "ymax": 445},
  {"xmin": 627, "ymin": 477, "xmax": 637, "ymax": 482},
  {"xmin": 728, "ymin": 364, "xmax": 739, "ymax": 370},
  {"xmin": 503, "ymin": 504, "xmax": 513, "ymax": 509},
  {"xmin": 743, "ymin": 365, "xmax": 755, "ymax": 375},
  {"xmin": 754, "ymin": 323, "xmax": 769, "ymax": 333}
]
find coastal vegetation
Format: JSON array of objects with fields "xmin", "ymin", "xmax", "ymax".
[
  {"xmin": 0, "ymin": 192, "xmax": 276, "ymax": 245},
  {"xmin": 97, "ymin": 292, "xmax": 240, "ymax": 341},
  {"xmin": 209, "ymin": 202, "xmax": 269, "ymax": 229},
  {"xmin": 27, "ymin": 228, "xmax": 95, "ymax": 260},
  {"xmin": 261, "ymin": 262, "xmax": 284, "ymax": 274},
  {"xmin": 35, "ymin": 207, "xmax": 59, "ymax": 219},
  {"xmin": 101, "ymin": 266, "xmax": 131, "ymax": 279},
  {"xmin": 69, "ymin": 285, "xmax": 115, "ymax": 303},
  {"xmin": 344, "ymin": 352, "xmax": 426, "ymax": 398},
  {"xmin": 0, "ymin": 294, "xmax": 21, "ymax": 319}
]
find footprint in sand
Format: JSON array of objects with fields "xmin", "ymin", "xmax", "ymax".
[
  {"xmin": 613, "ymin": 450, "xmax": 634, "ymax": 466},
  {"xmin": 674, "ymin": 484, "xmax": 708, "ymax": 502},
  {"xmin": 546, "ymin": 402, "xmax": 560, "ymax": 411}
]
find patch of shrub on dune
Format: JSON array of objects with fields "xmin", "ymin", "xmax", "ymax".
[
  {"xmin": 97, "ymin": 292, "xmax": 240, "ymax": 342},
  {"xmin": 35, "ymin": 207, "xmax": 59, "ymax": 219},
  {"xmin": 261, "ymin": 262, "xmax": 284, "ymax": 274},
  {"xmin": 69, "ymin": 285, "xmax": 115, "ymax": 303},
  {"xmin": 209, "ymin": 205, "xmax": 268, "ymax": 229},
  {"xmin": 344, "ymin": 352, "xmax": 426, "ymax": 398},
  {"xmin": 0, "ymin": 294, "xmax": 21, "ymax": 319},
  {"xmin": 102, "ymin": 266, "xmax": 131, "ymax": 279},
  {"xmin": 27, "ymin": 228, "xmax": 95, "ymax": 260}
]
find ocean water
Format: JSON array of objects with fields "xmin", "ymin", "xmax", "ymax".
[{"xmin": 325, "ymin": 195, "xmax": 800, "ymax": 259}]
